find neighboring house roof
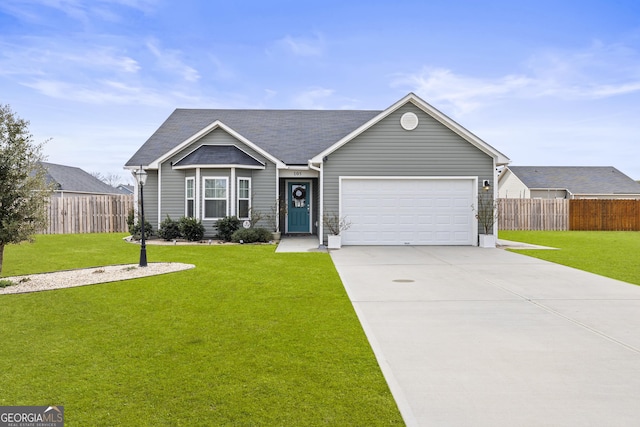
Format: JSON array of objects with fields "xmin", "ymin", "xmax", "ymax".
[
  {"xmin": 41, "ymin": 162, "xmax": 128, "ymax": 195},
  {"xmin": 125, "ymin": 93, "xmax": 511, "ymax": 169},
  {"xmin": 117, "ymin": 184, "xmax": 134, "ymax": 194},
  {"xmin": 173, "ymin": 145, "xmax": 265, "ymax": 168},
  {"xmin": 506, "ymin": 166, "xmax": 640, "ymax": 195}
]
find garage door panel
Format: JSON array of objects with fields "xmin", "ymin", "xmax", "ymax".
[
  {"xmin": 341, "ymin": 178, "xmax": 475, "ymax": 245},
  {"xmin": 454, "ymin": 215, "xmax": 470, "ymax": 225},
  {"xmin": 417, "ymin": 215, "xmax": 433, "ymax": 225},
  {"xmin": 454, "ymin": 198, "xmax": 471, "ymax": 208}
]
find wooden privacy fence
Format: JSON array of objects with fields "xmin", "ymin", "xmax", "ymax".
[
  {"xmin": 498, "ymin": 199, "xmax": 569, "ymax": 231},
  {"xmin": 42, "ymin": 195, "xmax": 135, "ymax": 234},
  {"xmin": 499, "ymin": 198, "xmax": 640, "ymax": 231},
  {"xmin": 570, "ymin": 199, "xmax": 640, "ymax": 231}
]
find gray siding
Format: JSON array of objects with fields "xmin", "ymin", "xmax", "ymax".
[
  {"xmin": 249, "ymin": 162, "xmax": 278, "ymax": 230},
  {"xmin": 160, "ymin": 161, "xmax": 186, "ymax": 221},
  {"xmin": 322, "ymin": 103, "xmax": 495, "ymax": 241},
  {"xmin": 142, "ymin": 171, "xmax": 159, "ymax": 232},
  {"xmin": 152, "ymin": 127, "xmax": 277, "ymax": 237}
]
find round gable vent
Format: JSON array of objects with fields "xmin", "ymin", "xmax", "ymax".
[{"xmin": 400, "ymin": 112, "xmax": 419, "ymax": 130}]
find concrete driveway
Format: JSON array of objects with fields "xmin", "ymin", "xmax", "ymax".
[{"xmin": 330, "ymin": 246, "xmax": 640, "ymax": 427}]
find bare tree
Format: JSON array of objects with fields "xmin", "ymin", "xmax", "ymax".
[{"xmin": 91, "ymin": 171, "xmax": 125, "ymax": 187}]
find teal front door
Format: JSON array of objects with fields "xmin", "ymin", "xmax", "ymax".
[{"xmin": 287, "ymin": 182, "xmax": 310, "ymax": 233}]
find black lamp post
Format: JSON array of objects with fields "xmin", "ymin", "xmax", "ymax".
[{"xmin": 135, "ymin": 167, "xmax": 148, "ymax": 267}]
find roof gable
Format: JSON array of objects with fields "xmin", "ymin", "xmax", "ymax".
[
  {"xmin": 125, "ymin": 93, "xmax": 509, "ymax": 169},
  {"xmin": 310, "ymin": 93, "xmax": 510, "ymax": 165},
  {"xmin": 507, "ymin": 166, "xmax": 640, "ymax": 195},
  {"xmin": 173, "ymin": 145, "xmax": 265, "ymax": 169},
  {"xmin": 126, "ymin": 109, "xmax": 380, "ymax": 168}
]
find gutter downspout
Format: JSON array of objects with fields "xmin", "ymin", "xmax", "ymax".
[
  {"xmin": 275, "ymin": 166, "xmax": 280, "ymax": 232},
  {"xmin": 308, "ymin": 161, "xmax": 323, "ymax": 247},
  {"xmin": 493, "ymin": 159, "xmax": 498, "ymax": 240},
  {"xmin": 157, "ymin": 165, "xmax": 162, "ymax": 228}
]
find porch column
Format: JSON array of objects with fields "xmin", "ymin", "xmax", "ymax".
[{"xmin": 230, "ymin": 167, "xmax": 236, "ymax": 216}]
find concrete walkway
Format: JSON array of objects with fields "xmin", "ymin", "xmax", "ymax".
[
  {"xmin": 330, "ymin": 246, "xmax": 640, "ymax": 426},
  {"xmin": 275, "ymin": 235, "xmax": 325, "ymax": 253}
]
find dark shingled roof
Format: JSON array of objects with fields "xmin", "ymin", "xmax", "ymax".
[
  {"xmin": 41, "ymin": 162, "xmax": 127, "ymax": 195},
  {"xmin": 508, "ymin": 166, "xmax": 640, "ymax": 195},
  {"xmin": 173, "ymin": 145, "xmax": 264, "ymax": 167},
  {"xmin": 125, "ymin": 109, "xmax": 382, "ymax": 167}
]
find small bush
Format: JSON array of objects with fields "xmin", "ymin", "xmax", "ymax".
[
  {"xmin": 127, "ymin": 208, "xmax": 135, "ymax": 233},
  {"xmin": 231, "ymin": 227, "xmax": 272, "ymax": 244},
  {"xmin": 179, "ymin": 217, "xmax": 205, "ymax": 242},
  {"xmin": 130, "ymin": 220, "xmax": 153, "ymax": 240},
  {"xmin": 158, "ymin": 216, "xmax": 181, "ymax": 241},
  {"xmin": 216, "ymin": 216, "xmax": 242, "ymax": 241},
  {"xmin": 127, "ymin": 208, "xmax": 153, "ymax": 240},
  {"xmin": 0, "ymin": 279, "xmax": 16, "ymax": 288}
]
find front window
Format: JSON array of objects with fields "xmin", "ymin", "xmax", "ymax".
[
  {"xmin": 237, "ymin": 178, "xmax": 251, "ymax": 219},
  {"xmin": 185, "ymin": 177, "xmax": 195, "ymax": 217},
  {"xmin": 203, "ymin": 177, "xmax": 228, "ymax": 219}
]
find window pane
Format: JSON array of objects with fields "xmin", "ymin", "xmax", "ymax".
[
  {"xmin": 187, "ymin": 200, "xmax": 194, "ymax": 217},
  {"xmin": 205, "ymin": 200, "xmax": 226, "ymax": 218},
  {"xmin": 186, "ymin": 179, "xmax": 194, "ymax": 198},
  {"xmin": 214, "ymin": 179, "xmax": 226, "ymax": 198},
  {"xmin": 238, "ymin": 200, "xmax": 249, "ymax": 218},
  {"xmin": 204, "ymin": 180, "xmax": 215, "ymax": 198},
  {"xmin": 239, "ymin": 179, "xmax": 250, "ymax": 198},
  {"xmin": 205, "ymin": 178, "xmax": 227, "ymax": 198}
]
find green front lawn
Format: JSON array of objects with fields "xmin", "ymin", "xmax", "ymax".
[
  {"xmin": 0, "ymin": 234, "xmax": 403, "ymax": 426},
  {"xmin": 499, "ymin": 231, "xmax": 640, "ymax": 286}
]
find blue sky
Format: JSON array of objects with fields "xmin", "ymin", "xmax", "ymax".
[{"xmin": 1, "ymin": 0, "xmax": 640, "ymax": 183}]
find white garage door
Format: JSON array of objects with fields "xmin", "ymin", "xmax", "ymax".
[{"xmin": 340, "ymin": 178, "xmax": 476, "ymax": 245}]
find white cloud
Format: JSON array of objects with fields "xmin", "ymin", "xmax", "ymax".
[
  {"xmin": 271, "ymin": 33, "xmax": 325, "ymax": 57},
  {"xmin": 392, "ymin": 68, "xmax": 534, "ymax": 114},
  {"xmin": 21, "ymin": 77, "xmax": 210, "ymax": 107},
  {"xmin": 146, "ymin": 39, "xmax": 200, "ymax": 82},
  {"xmin": 0, "ymin": 0, "xmax": 158, "ymax": 24},
  {"xmin": 393, "ymin": 41, "xmax": 640, "ymax": 115},
  {"xmin": 292, "ymin": 88, "xmax": 335, "ymax": 109},
  {"xmin": 0, "ymin": 39, "xmax": 140, "ymax": 77}
]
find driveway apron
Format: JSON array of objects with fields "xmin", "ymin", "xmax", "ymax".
[{"xmin": 330, "ymin": 246, "xmax": 640, "ymax": 427}]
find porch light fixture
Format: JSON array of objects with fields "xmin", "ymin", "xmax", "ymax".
[
  {"xmin": 483, "ymin": 180, "xmax": 491, "ymax": 191},
  {"xmin": 135, "ymin": 166, "xmax": 148, "ymax": 267}
]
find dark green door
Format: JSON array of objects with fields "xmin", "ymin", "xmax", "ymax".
[{"xmin": 287, "ymin": 182, "xmax": 310, "ymax": 233}]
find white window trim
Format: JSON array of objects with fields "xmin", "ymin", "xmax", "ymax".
[
  {"xmin": 185, "ymin": 177, "xmax": 195, "ymax": 218},
  {"xmin": 203, "ymin": 176, "xmax": 229, "ymax": 220},
  {"xmin": 237, "ymin": 177, "xmax": 251, "ymax": 220}
]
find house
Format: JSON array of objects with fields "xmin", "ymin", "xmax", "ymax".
[
  {"xmin": 42, "ymin": 162, "xmax": 129, "ymax": 197},
  {"xmin": 116, "ymin": 184, "xmax": 135, "ymax": 195},
  {"xmin": 498, "ymin": 166, "xmax": 640, "ymax": 199},
  {"xmin": 124, "ymin": 93, "xmax": 510, "ymax": 246}
]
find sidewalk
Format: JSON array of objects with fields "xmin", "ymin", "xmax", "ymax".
[{"xmin": 275, "ymin": 235, "xmax": 325, "ymax": 253}]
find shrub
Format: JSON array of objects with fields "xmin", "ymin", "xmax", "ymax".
[
  {"xmin": 158, "ymin": 216, "xmax": 181, "ymax": 241},
  {"xmin": 127, "ymin": 208, "xmax": 153, "ymax": 240},
  {"xmin": 0, "ymin": 279, "xmax": 15, "ymax": 288},
  {"xmin": 231, "ymin": 227, "xmax": 272, "ymax": 244},
  {"xmin": 215, "ymin": 216, "xmax": 242, "ymax": 241},
  {"xmin": 127, "ymin": 209, "xmax": 135, "ymax": 233},
  {"xmin": 130, "ymin": 220, "xmax": 153, "ymax": 240},
  {"xmin": 179, "ymin": 217, "xmax": 205, "ymax": 242}
]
